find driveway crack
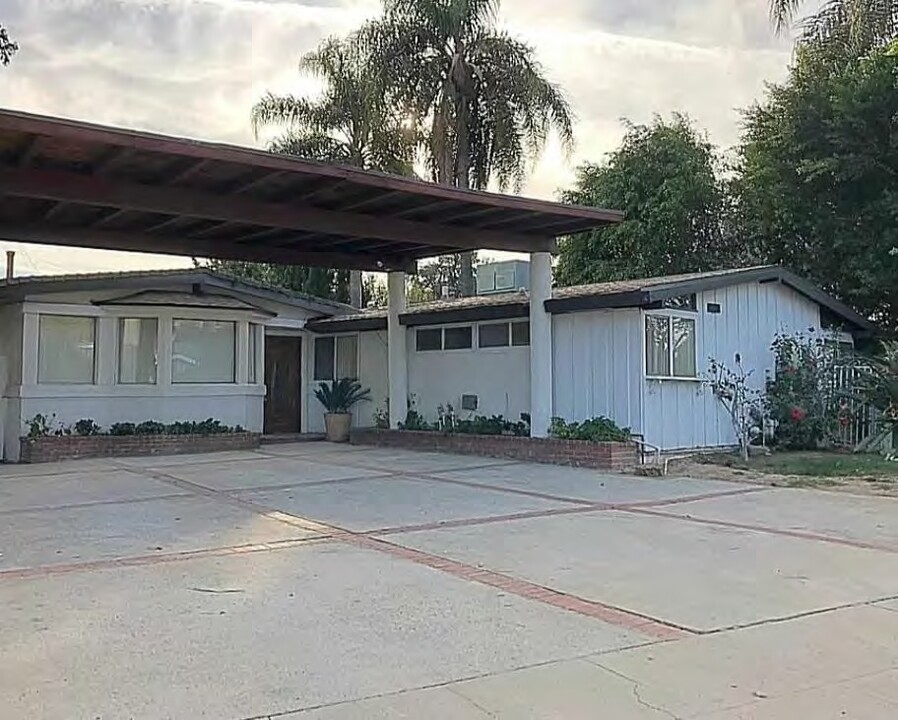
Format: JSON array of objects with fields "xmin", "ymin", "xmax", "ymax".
[{"xmin": 589, "ymin": 661, "xmax": 682, "ymax": 719}]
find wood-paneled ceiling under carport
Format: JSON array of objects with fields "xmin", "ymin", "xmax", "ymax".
[{"xmin": 0, "ymin": 110, "xmax": 623, "ymax": 272}]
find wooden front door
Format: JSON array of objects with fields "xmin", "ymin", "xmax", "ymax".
[{"xmin": 264, "ymin": 336, "xmax": 302, "ymax": 434}]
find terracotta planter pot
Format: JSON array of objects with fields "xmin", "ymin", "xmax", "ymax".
[{"xmin": 324, "ymin": 413, "xmax": 353, "ymax": 443}]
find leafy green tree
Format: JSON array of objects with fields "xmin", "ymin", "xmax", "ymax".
[
  {"xmin": 736, "ymin": 50, "xmax": 898, "ymax": 332},
  {"xmin": 360, "ymin": 0, "xmax": 573, "ymax": 295},
  {"xmin": 195, "ymin": 258, "xmax": 350, "ymax": 304},
  {"xmin": 407, "ymin": 252, "xmax": 480, "ymax": 303},
  {"xmin": 1, "ymin": 24, "xmax": 17, "ymax": 66},
  {"xmin": 556, "ymin": 115, "xmax": 738, "ymax": 286},
  {"xmin": 769, "ymin": 0, "xmax": 896, "ymax": 61},
  {"xmin": 202, "ymin": 37, "xmax": 416, "ymax": 304}
]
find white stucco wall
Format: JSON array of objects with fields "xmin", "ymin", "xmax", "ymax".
[
  {"xmin": 303, "ymin": 330, "xmax": 390, "ymax": 433},
  {"xmin": 407, "ymin": 323, "xmax": 531, "ymax": 424},
  {"xmin": 0, "ymin": 303, "xmax": 23, "ymax": 460},
  {"xmin": 552, "ymin": 308, "xmax": 644, "ymax": 434},
  {"xmin": 0, "ymin": 280, "xmax": 330, "ymax": 460},
  {"xmin": 642, "ymin": 281, "xmax": 822, "ymax": 450}
]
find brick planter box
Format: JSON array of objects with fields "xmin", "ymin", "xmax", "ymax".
[
  {"xmin": 351, "ymin": 428, "xmax": 638, "ymax": 471},
  {"xmin": 19, "ymin": 432, "xmax": 261, "ymax": 464}
]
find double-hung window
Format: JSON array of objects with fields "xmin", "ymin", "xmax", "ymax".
[{"xmin": 645, "ymin": 314, "xmax": 697, "ymax": 378}]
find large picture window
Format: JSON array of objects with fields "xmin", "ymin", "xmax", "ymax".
[
  {"xmin": 118, "ymin": 318, "xmax": 158, "ymax": 384},
  {"xmin": 172, "ymin": 319, "xmax": 236, "ymax": 383},
  {"xmin": 38, "ymin": 315, "xmax": 96, "ymax": 384},
  {"xmin": 313, "ymin": 335, "xmax": 358, "ymax": 381},
  {"xmin": 645, "ymin": 314, "xmax": 696, "ymax": 378}
]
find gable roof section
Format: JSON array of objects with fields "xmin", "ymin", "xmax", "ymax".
[
  {"xmin": 0, "ymin": 268, "xmax": 351, "ymax": 315},
  {"xmin": 306, "ymin": 266, "xmax": 876, "ymax": 334},
  {"xmin": 545, "ymin": 265, "xmax": 875, "ymax": 332}
]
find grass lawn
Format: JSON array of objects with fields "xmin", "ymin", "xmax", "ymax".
[{"xmin": 701, "ymin": 450, "xmax": 898, "ymax": 480}]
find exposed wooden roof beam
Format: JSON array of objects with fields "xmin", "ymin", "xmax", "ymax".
[
  {"xmin": 93, "ymin": 208, "xmax": 131, "ymax": 228},
  {"xmin": 167, "ymin": 159, "xmax": 211, "ymax": 185},
  {"xmin": 0, "ymin": 222, "xmax": 415, "ymax": 272},
  {"xmin": 43, "ymin": 201, "xmax": 69, "ymax": 221},
  {"xmin": 0, "ymin": 165, "xmax": 554, "ymax": 253},
  {"xmin": 15, "ymin": 135, "xmax": 40, "ymax": 167},
  {"xmin": 92, "ymin": 147, "xmax": 132, "ymax": 174}
]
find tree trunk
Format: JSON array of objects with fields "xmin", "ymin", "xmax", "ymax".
[
  {"xmin": 349, "ymin": 270, "xmax": 363, "ymax": 308},
  {"xmin": 454, "ymin": 93, "xmax": 475, "ymax": 297}
]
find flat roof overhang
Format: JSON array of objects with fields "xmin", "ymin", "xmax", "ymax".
[{"xmin": 0, "ymin": 110, "xmax": 623, "ymax": 272}]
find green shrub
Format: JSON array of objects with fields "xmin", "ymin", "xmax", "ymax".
[
  {"xmin": 765, "ymin": 332, "xmax": 842, "ymax": 449},
  {"xmin": 135, "ymin": 420, "xmax": 166, "ymax": 435},
  {"xmin": 73, "ymin": 419, "xmax": 102, "ymax": 436},
  {"xmin": 109, "ymin": 422, "xmax": 136, "ymax": 436},
  {"xmin": 549, "ymin": 416, "xmax": 631, "ymax": 442},
  {"xmin": 25, "ymin": 413, "xmax": 54, "ymax": 439},
  {"xmin": 105, "ymin": 419, "xmax": 243, "ymax": 437}
]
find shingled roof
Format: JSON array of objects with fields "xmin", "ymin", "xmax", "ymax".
[{"xmin": 306, "ymin": 266, "xmax": 876, "ymax": 334}]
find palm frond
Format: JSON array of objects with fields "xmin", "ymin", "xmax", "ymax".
[{"xmin": 770, "ymin": 0, "xmax": 807, "ymax": 35}]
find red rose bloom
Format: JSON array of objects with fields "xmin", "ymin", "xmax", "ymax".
[{"xmin": 790, "ymin": 407, "xmax": 807, "ymax": 422}]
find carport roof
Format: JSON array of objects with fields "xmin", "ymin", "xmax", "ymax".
[{"xmin": 0, "ymin": 110, "xmax": 622, "ymax": 272}]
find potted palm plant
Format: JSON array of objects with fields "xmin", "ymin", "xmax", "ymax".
[{"xmin": 314, "ymin": 378, "xmax": 372, "ymax": 442}]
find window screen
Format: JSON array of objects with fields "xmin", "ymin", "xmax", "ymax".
[
  {"xmin": 118, "ymin": 318, "xmax": 157, "ymax": 384},
  {"xmin": 38, "ymin": 315, "xmax": 96, "ymax": 384},
  {"xmin": 172, "ymin": 319, "xmax": 235, "ymax": 383},
  {"xmin": 511, "ymin": 321, "xmax": 530, "ymax": 347},
  {"xmin": 478, "ymin": 323, "xmax": 509, "ymax": 348},
  {"xmin": 416, "ymin": 328, "xmax": 442, "ymax": 351},
  {"xmin": 444, "ymin": 326, "xmax": 473, "ymax": 350},
  {"xmin": 314, "ymin": 336, "xmax": 335, "ymax": 380}
]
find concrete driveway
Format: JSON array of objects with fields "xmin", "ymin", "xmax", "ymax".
[{"xmin": 2, "ymin": 443, "xmax": 897, "ymax": 719}]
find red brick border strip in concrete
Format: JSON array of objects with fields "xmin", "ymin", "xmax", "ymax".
[
  {"xmin": 0, "ymin": 536, "xmax": 328, "ymax": 581},
  {"xmin": 0, "ymin": 491, "xmax": 192, "ymax": 516},
  {"xmin": 289, "ymin": 450, "xmax": 772, "ymax": 508},
  {"xmin": 369, "ymin": 504, "xmax": 610, "ymax": 536},
  {"xmin": 623, "ymin": 506, "xmax": 898, "ymax": 554},
  {"xmin": 345, "ymin": 533, "xmax": 691, "ymax": 641}
]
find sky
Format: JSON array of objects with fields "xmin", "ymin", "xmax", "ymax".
[{"xmin": 0, "ymin": 0, "xmax": 799, "ymax": 275}]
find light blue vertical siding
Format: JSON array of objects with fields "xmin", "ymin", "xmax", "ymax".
[
  {"xmin": 551, "ymin": 281, "xmax": 823, "ymax": 450},
  {"xmin": 642, "ymin": 281, "xmax": 821, "ymax": 450},
  {"xmin": 552, "ymin": 308, "xmax": 643, "ymax": 434}
]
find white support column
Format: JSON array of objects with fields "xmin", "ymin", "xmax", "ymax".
[
  {"xmin": 529, "ymin": 252, "xmax": 553, "ymax": 437},
  {"xmin": 387, "ymin": 271, "xmax": 408, "ymax": 428}
]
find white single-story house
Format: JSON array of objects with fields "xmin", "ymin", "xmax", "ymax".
[{"xmin": 0, "ymin": 263, "xmax": 874, "ymax": 462}]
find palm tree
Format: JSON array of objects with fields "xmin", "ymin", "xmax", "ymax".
[
  {"xmin": 360, "ymin": 0, "xmax": 574, "ymax": 295},
  {"xmin": 251, "ymin": 37, "xmax": 416, "ymax": 306},
  {"xmin": 770, "ymin": 0, "xmax": 896, "ymax": 58},
  {"xmin": 0, "ymin": 23, "xmax": 17, "ymax": 66}
]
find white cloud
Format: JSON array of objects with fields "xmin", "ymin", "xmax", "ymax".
[{"xmin": 0, "ymin": 0, "xmax": 794, "ymax": 273}]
